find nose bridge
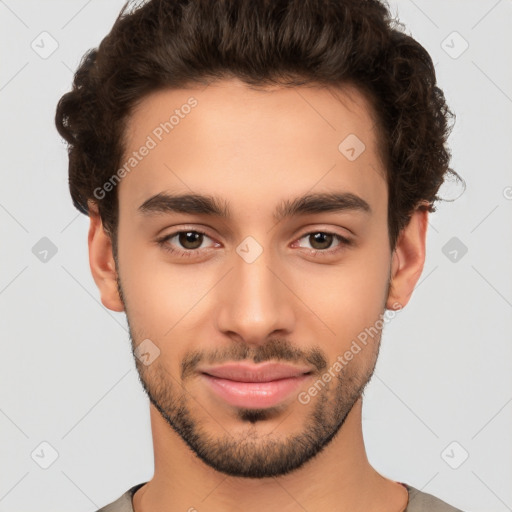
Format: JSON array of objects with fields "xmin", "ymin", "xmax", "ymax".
[{"xmin": 215, "ymin": 244, "xmax": 295, "ymax": 344}]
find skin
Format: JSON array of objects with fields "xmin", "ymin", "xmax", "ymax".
[{"xmin": 88, "ymin": 78, "xmax": 428, "ymax": 512}]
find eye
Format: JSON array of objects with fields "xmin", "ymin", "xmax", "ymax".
[
  {"xmin": 156, "ymin": 229, "xmax": 218, "ymax": 257},
  {"xmin": 294, "ymin": 231, "xmax": 352, "ymax": 255}
]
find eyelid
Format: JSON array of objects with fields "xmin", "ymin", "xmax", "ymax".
[
  {"xmin": 292, "ymin": 230, "xmax": 353, "ymax": 254},
  {"xmin": 295, "ymin": 226, "xmax": 352, "ymax": 241}
]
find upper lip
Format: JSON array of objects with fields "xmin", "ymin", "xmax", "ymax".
[{"xmin": 199, "ymin": 362, "xmax": 313, "ymax": 382}]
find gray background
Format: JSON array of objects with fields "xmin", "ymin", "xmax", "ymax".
[{"xmin": 1, "ymin": 1, "xmax": 511, "ymax": 511}]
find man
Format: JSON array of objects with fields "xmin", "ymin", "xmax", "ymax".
[{"xmin": 55, "ymin": 0, "xmax": 464, "ymax": 510}]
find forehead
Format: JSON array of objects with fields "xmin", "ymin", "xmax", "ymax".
[{"xmin": 118, "ymin": 78, "xmax": 386, "ymax": 217}]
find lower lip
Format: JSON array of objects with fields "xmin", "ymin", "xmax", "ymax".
[{"xmin": 201, "ymin": 373, "xmax": 311, "ymax": 409}]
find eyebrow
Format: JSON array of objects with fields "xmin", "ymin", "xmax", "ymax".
[{"xmin": 138, "ymin": 191, "xmax": 372, "ymax": 222}]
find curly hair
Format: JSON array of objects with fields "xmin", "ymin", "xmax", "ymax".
[{"xmin": 55, "ymin": 0, "xmax": 460, "ymax": 254}]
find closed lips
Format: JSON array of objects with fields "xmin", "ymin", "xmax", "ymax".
[{"xmin": 199, "ymin": 363, "xmax": 313, "ymax": 382}]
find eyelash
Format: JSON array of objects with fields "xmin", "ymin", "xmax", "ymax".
[{"xmin": 156, "ymin": 229, "xmax": 353, "ymax": 259}]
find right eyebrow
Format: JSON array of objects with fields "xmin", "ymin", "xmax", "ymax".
[{"xmin": 138, "ymin": 192, "xmax": 231, "ymax": 217}]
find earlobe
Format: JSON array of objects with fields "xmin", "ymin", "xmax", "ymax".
[
  {"xmin": 386, "ymin": 208, "xmax": 428, "ymax": 311},
  {"xmin": 87, "ymin": 204, "xmax": 125, "ymax": 312}
]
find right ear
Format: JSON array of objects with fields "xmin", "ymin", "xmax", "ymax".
[{"xmin": 87, "ymin": 202, "xmax": 125, "ymax": 312}]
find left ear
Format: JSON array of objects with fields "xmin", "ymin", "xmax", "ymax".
[{"xmin": 386, "ymin": 206, "xmax": 429, "ymax": 310}]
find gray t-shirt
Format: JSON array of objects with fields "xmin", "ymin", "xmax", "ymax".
[{"xmin": 97, "ymin": 481, "xmax": 464, "ymax": 511}]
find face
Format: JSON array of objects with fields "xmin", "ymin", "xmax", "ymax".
[{"xmin": 105, "ymin": 79, "xmax": 401, "ymax": 478}]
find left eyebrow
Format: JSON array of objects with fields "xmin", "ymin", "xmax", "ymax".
[
  {"xmin": 137, "ymin": 191, "xmax": 372, "ymax": 221},
  {"xmin": 273, "ymin": 192, "xmax": 372, "ymax": 222}
]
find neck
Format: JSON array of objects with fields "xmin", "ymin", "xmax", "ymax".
[{"xmin": 133, "ymin": 398, "xmax": 409, "ymax": 512}]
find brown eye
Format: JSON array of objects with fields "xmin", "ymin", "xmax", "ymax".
[
  {"xmin": 308, "ymin": 232, "xmax": 335, "ymax": 250},
  {"xmin": 178, "ymin": 231, "xmax": 204, "ymax": 250}
]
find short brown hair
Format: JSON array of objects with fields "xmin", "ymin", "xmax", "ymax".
[{"xmin": 55, "ymin": 0, "xmax": 460, "ymax": 253}]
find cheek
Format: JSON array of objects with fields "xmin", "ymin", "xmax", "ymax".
[
  {"xmin": 290, "ymin": 240, "xmax": 391, "ymax": 350},
  {"xmin": 116, "ymin": 229, "xmax": 204, "ymax": 336},
  {"xmin": 123, "ymin": 267, "xmax": 207, "ymax": 336}
]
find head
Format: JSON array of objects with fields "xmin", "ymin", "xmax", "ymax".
[{"xmin": 55, "ymin": 0, "xmax": 459, "ymax": 479}]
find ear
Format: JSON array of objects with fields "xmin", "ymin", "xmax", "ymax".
[
  {"xmin": 87, "ymin": 203, "xmax": 125, "ymax": 312},
  {"xmin": 386, "ymin": 207, "xmax": 429, "ymax": 310}
]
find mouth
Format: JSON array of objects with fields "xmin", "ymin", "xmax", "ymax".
[{"xmin": 199, "ymin": 362, "xmax": 313, "ymax": 409}]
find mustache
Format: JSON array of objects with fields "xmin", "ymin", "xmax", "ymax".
[{"xmin": 181, "ymin": 338, "xmax": 327, "ymax": 380}]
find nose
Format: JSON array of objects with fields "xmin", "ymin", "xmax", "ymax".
[{"xmin": 215, "ymin": 246, "xmax": 296, "ymax": 346}]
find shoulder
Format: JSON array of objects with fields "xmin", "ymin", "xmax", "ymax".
[
  {"xmin": 95, "ymin": 483, "xmax": 146, "ymax": 512},
  {"xmin": 95, "ymin": 491, "xmax": 132, "ymax": 512},
  {"xmin": 404, "ymin": 483, "xmax": 464, "ymax": 512}
]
